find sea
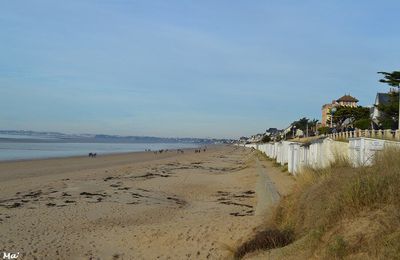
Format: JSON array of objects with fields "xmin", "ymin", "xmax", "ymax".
[{"xmin": 0, "ymin": 134, "xmax": 200, "ymax": 161}]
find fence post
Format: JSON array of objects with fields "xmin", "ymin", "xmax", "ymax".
[
  {"xmin": 396, "ymin": 130, "xmax": 400, "ymax": 141},
  {"xmin": 382, "ymin": 130, "xmax": 387, "ymax": 139},
  {"xmin": 383, "ymin": 129, "xmax": 390, "ymax": 139},
  {"xmin": 377, "ymin": 130, "xmax": 383, "ymax": 139}
]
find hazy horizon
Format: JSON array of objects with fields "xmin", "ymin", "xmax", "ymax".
[
  {"xmin": 1, "ymin": 1, "xmax": 399, "ymax": 138},
  {"xmin": 0, "ymin": 129, "xmax": 227, "ymax": 140}
]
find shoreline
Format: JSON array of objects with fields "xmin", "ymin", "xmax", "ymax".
[
  {"xmin": 0, "ymin": 145, "xmax": 203, "ymax": 164},
  {"xmin": 0, "ymin": 146, "xmax": 221, "ymax": 182}
]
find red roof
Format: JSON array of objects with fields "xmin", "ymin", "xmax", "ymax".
[{"xmin": 336, "ymin": 95, "xmax": 358, "ymax": 102}]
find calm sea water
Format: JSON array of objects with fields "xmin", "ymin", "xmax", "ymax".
[{"xmin": 0, "ymin": 142, "xmax": 200, "ymax": 161}]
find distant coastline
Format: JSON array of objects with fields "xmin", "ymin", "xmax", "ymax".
[
  {"xmin": 0, "ymin": 130, "xmax": 229, "ymax": 144},
  {"xmin": 0, "ymin": 142, "xmax": 203, "ymax": 161}
]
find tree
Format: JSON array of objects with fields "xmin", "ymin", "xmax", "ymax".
[
  {"xmin": 293, "ymin": 117, "xmax": 309, "ymax": 132},
  {"xmin": 261, "ymin": 135, "xmax": 271, "ymax": 143},
  {"xmin": 330, "ymin": 106, "xmax": 370, "ymax": 130},
  {"xmin": 317, "ymin": 126, "xmax": 330, "ymax": 135},
  {"xmin": 378, "ymin": 71, "xmax": 400, "ymax": 129},
  {"xmin": 353, "ymin": 118, "xmax": 371, "ymax": 130},
  {"xmin": 376, "ymin": 91, "xmax": 399, "ymax": 129},
  {"xmin": 288, "ymin": 117, "xmax": 319, "ymax": 138}
]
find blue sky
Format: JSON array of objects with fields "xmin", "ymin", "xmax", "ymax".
[{"xmin": 1, "ymin": 1, "xmax": 399, "ymax": 138}]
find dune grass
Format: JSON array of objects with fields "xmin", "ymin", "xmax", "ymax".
[
  {"xmin": 236, "ymin": 147, "xmax": 400, "ymax": 259},
  {"xmin": 255, "ymin": 151, "xmax": 288, "ymax": 172}
]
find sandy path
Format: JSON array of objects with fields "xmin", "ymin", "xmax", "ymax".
[
  {"xmin": 0, "ymin": 146, "xmax": 294, "ymax": 259},
  {"xmin": 254, "ymin": 158, "xmax": 280, "ymax": 216}
]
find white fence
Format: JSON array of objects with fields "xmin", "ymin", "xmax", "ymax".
[
  {"xmin": 348, "ymin": 137, "xmax": 400, "ymax": 167},
  {"xmin": 329, "ymin": 129, "xmax": 400, "ymax": 141},
  {"xmin": 243, "ymin": 137, "xmax": 400, "ymax": 175}
]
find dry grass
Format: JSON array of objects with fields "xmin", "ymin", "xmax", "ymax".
[
  {"xmin": 256, "ymin": 151, "xmax": 274, "ymax": 162},
  {"xmin": 255, "ymin": 151, "xmax": 288, "ymax": 172},
  {"xmin": 332, "ymin": 137, "xmax": 350, "ymax": 143},
  {"xmin": 236, "ymin": 147, "xmax": 400, "ymax": 259},
  {"xmin": 290, "ymin": 136, "xmax": 322, "ymax": 144}
]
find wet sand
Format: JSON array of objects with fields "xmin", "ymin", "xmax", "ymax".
[{"xmin": 0, "ymin": 146, "xmax": 294, "ymax": 259}]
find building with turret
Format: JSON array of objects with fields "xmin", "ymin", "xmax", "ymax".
[{"xmin": 321, "ymin": 94, "xmax": 359, "ymax": 127}]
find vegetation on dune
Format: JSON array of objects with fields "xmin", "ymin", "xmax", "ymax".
[
  {"xmin": 236, "ymin": 148, "xmax": 400, "ymax": 259},
  {"xmin": 256, "ymin": 151, "xmax": 288, "ymax": 172},
  {"xmin": 378, "ymin": 71, "xmax": 400, "ymax": 129}
]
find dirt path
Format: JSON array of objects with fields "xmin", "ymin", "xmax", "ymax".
[{"xmin": 254, "ymin": 158, "xmax": 281, "ymax": 216}]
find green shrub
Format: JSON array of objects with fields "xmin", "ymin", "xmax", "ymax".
[
  {"xmin": 353, "ymin": 118, "xmax": 371, "ymax": 130},
  {"xmin": 318, "ymin": 126, "xmax": 330, "ymax": 135},
  {"xmin": 327, "ymin": 236, "xmax": 348, "ymax": 258},
  {"xmin": 261, "ymin": 135, "xmax": 271, "ymax": 143}
]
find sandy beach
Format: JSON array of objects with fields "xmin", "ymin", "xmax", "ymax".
[{"xmin": 0, "ymin": 145, "xmax": 294, "ymax": 259}]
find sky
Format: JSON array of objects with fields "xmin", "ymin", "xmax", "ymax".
[{"xmin": 1, "ymin": 1, "xmax": 399, "ymax": 139}]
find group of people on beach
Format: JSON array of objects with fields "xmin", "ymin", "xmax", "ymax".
[
  {"xmin": 153, "ymin": 149, "xmax": 169, "ymax": 154},
  {"xmin": 195, "ymin": 147, "xmax": 207, "ymax": 153},
  {"xmin": 87, "ymin": 146, "xmax": 208, "ymax": 158},
  {"xmin": 150, "ymin": 147, "xmax": 207, "ymax": 155}
]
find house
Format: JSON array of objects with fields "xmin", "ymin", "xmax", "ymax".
[
  {"xmin": 248, "ymin": 133, "xmax": 264, "ymax": 143},
  {"xmin": 238, "ymin": 136, "xmax": 249, "ymax": 144},
  {"xmin": 371, "ymin": 92, "xmax": 393, "ymax": 126},
  {"xmin": 295, "ymin": 129, "xmax": 304, "ymax": 137},
  {"xmin": 283, "ymin": 125, "xmax": 293, "ymax": 136},
  {"xmin": 265, "ymin": 128, "xmax": 279, "ymax": 135},
  {"xmin": 321, "ymin": 102, "xmax": 336, "ymax": 127},
  {"xmin": 266, "ymin": 128, "xmax": 285, "ymax": 141},
  {"xmin": 336, "ymin": 94, "xmax": 359, "ymax": 107},
  {"xmin": 321, "ymin": 94, "xmax": 359, "ymax": 127}
]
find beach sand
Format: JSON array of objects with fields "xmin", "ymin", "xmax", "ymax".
[{"xmin": 0, "ymin": 146, "xmax": 294, "ymax": 259}]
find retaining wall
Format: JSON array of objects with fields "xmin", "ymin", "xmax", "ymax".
[{"xmin": 243, "ymin": 137, "xmax": 400, "ymax": 175}]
